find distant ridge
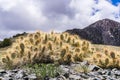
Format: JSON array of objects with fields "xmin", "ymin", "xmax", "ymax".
[{"xmin": 66, "ymin": 19, "xmax": 120, "ymax": 46}]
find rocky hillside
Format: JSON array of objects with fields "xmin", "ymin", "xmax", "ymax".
[{"xmin": 66, "ymin": 19, "xmax": 120, "ymax": 46}]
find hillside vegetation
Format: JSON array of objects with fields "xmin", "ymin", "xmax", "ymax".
[{"xmin": 0, "ymin": 31, "xmax": 120, "ymax": 69}]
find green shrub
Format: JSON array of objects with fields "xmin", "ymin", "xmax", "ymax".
[
  {"xmin": 0, "ymin": 38, "xmax": 12, "ymax": 48},
  {"xmin": 24, "ymin": 64, "xmax": 61, "ymax": 79}
]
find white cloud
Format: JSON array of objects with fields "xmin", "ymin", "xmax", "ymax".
[{"xmin": 0, "ymin": 0, "xmax": 120, "ymax": 40}]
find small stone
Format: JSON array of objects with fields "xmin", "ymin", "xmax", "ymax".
[
  {"xmin": 0, "ymin": 70, "xmax": 6, "ymax": 74},
  {"xmin": 15, "ymin": 70, "xmax": 26, "ymax": 79},
  {"xmin": 80, "ymin": 74, "xmax": 89, "ymax": 79},
  {"xmin": 58, "ymin": 75, "xmax": 66, "ymax": 80},
  {"xmin": 89, "ymin": 65, "xmax": 101, "ymax": 71},
  {"xmin": 114, "ymin": 71, "xmax": 120, "ymax": 76},
  {"xmin": 55, "ymin": 72, "xmax": 60, "ymax": 77},
  {"xmin": 27, "ymin": 74, "xmax": 37, "ymax": 79},
  {"xmin": 106, "ymin": 71, "xmax": 111, "ymax": 75},
  {"xmin": 11, "ymin": 69, "xmax": 18, "ymax": 73},
  {"xmin": 60, "ymin": 65, "xmax": 69, "ymax": 73},
  {"xmin": 49, "ymin": 78, "xmax": 57, "ymax": 80},
  {"xmin": 91, "ymin": 77, "xmax": 101, "ymax": 80},
  {"xmin": 87, "ymin": 72, "xmax": 99, "ymax": 77},
  {"xmin": 69, "ymin": 74, "xmax": 81, "ymax": 80},
  {"xmin": 44, "ymin": 76, "xmax": 50, "ymax": 80},
  {"xmin": 23, "ymin": 77, "xmax": 29, "ymax": 80},
  {"xmin": 63, "ymin": 73, "xmax": 69, "ymax": 78},
  {"xmin": 112, "ymin": 68, "xmax": 118, "ymax": 72},
  {"xmin": 81, "ymin": 61, "xmax": 89, "ymax": 66}
]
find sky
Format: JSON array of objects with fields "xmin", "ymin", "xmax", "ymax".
[
  {"xmin": 0, "ymin": 0, "xmax": 120, "ymax": 40},
  {"xmin": 112, "ymin": 0, "xmax": 120, "ymax": 5}
]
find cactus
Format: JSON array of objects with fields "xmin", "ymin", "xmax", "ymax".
[
  {"xmin": 19, "ymin": 43, "xmax": 25, "ymax": 58},
  {"xmin": 32, "ymin": 53, "xmax": 38, "ymax": 62},
  {"xmin": 110, "ymin": 52, "xmax": 115, "ymax": 59},
  {"xmin": 67, "ymin": 37, "xmax": 71, "ymax": 43},
  {"xmin": 11, "ymin": 53, "xmax": 16, "ymax": 59},
  {"xmin": 34, "ymin": 47, "xmax": 38, "ymax": 52},
  {"xmin": 105, "ymin": 58, "xmax": 109, "ymax": 66},
  {"xmin": 36, "ymin": 31, "xmax": 41, "ymax": 36},
  {"xmin": 35, "ymin": 39, "xmax": 41, "ymax": 45},
  {"xmin": 20, "ymin": 36, "xmax": 24, "ymax": 40},
  {"xmin": 65, "ymin": 54, "xmax": 72, "ymax": 64},
  {"xmin": 60, "ymin": 41, "xmax": 63, "ymax": 47},
  {"xmin": 74, "ymin": 53, "xmax": 81, "ymax": 62},
  {"xmin": 28, "ymin": 51, "xmax": 31, "ymax": 60},
  {"xmin": 29, "ymin": 38, "xmax": 34, "ymax": 44},
  {"xmin": 72, "ymin": 38, "xmax": 75, "ymax": 44},
  {"xmin": 1, "ymin": 31, "xmax": 97, "ymax": 68},
  {"xmin": 104, "ymin": 50, "xmax": 108, "ymax": 56},
  {"xmin": 73, "ymin": 42, "xmax": 80, "ymax": 47},
  {"xmin": 34, "ymin": 34, "xmax": 39, "ymax": 39},
  {"xmin": 44, "ymin": 34, "xmax": 48, "ymax": 43},
  {"xmin": 60, "ymin": 48, "xmax": 67, "ymax": 58},
  {"xmin": 28, "ymin": 34, "xmax": 33, "ymax": 38},
  {"xmin": 41, "ymin": 46, "xmax": 46, "ymax": 53},
  {"xmin": 2, "ymin": 56, "xmax": 13, "ymax": 69},
  {"xmin": 79, "ymin": 53, "xmax": 83, "ymax": 62},
  {"xmin": 82, "ymin": 41, "xmax": 86, "ymax": 46},
  {"xmin": 75, "ymin": 48, "xmax": 80, "ymax": 52},
  {"xmin": 96, "ymin": 54, "xmax": 102, "ymax": 58},
  {"xmin": 112, "ymin": 59, "xmax": 119, "ymax": 68},
  {"xmin": 60, "ymin": 34, "xmax": 64, "ymax": 40},
  {"xmin": 48, "ymin": 42, "xmax": 52, "ymax": 50},
  {"xmin": 53, "ymin": 37, "xmax": 57, "ymax": 42},
  {"xmin": 20, "ymin": 43, "xmax": 25, "ymax": 52},
  {"xmin": 98, "ymin": 58, "xmax": 109, "ymax": 68},
  {"xmin": 6, "ymin": 56, "xmax": 10, "ymax": 61},
  {"xmin": 51, "ymin": 30, "xmax": 54, "ymax": 35},
  {"xmin": 2, "ymin": 58, "xmax": 7, "ymax": 63},
  {"xmin": 49, "ymin": 50, "xmax": 54, "ymax": 55}
]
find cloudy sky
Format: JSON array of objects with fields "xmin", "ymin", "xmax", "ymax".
[{"xmin": 0, "ymin": 0, "xmax": 120, "ymax": 40}]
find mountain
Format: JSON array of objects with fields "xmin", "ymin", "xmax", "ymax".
[{"xmin": 66, "ymin": 19, "xmax": 120, "ymax": 46}]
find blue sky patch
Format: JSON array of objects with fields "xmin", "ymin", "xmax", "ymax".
[{"xmin": 111, "ymin": 0, "xmax": 120, "ymax": 6}]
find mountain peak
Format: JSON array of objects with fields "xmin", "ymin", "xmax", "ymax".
[
  {"xmin": 66, "ymin": 19, "xmax": 120, "ymax": 46},
  {"xmin": 102, "ymin": 18, "xmax": 113, "ymax": 21},
  {"xmin": 88, "ymin": 18, "xmax": 120, "ymax": 30}
]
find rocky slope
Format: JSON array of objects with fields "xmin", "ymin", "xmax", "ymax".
[
  {"xmin": 66, "ymin": 19, "xmax": 120, "ymax": 46},
  {"xmin": 1, "ymin": 61, "xmax": 120, "ymax": 80}
]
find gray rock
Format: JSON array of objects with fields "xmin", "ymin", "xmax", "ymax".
[
  {"xmin": 69, "ymin": 74, "xmax": 81, "ymax": 80},
  {"xmin": 90, "ymin": 77, "xmax": 102, "ymax": 80},
  {"xmin": 112, "ymin": 68, "xmax": 118, "ymax": 72},
  {"xmin": 11, "ymin": 69, "xmax": 18, "ymax": 73},
  {"xmin": 80, "ymin": 74, "xmax": 89, "ymax": 79},
  {"xmin": 114, "ymin": 71, "xmax": 120, "ymax": 76},
  {"xmin": 81, "ymin": 61, "xmax": 89, "ymax": 66},
  {"xmin": 63, "ymin": 73, "xmax": 69, "ymax": 78},
  {"xmin": 58, "ymin": 75, "xmax": 67, "ymax": 80},
  {"xmin": 44, "ymin": 76, "xmax": 50, "ymax": 80},
  {"xmin": 89, "ymin": 65, "xmax": 101, "ymax": 71},
  {"xmin": 60, "ymin": 65, "xmax": 69, "ymax": 73},
  {"xmin": 1, "ymin": 77, "xmax": 13, "ymax": 80},
  {"xmin": 0, "ymin": 70, "xmax": 6, "ymax": 76},
  {"xmin": 26, "ymin": 74, "xmax": 37, "ymax": 79},
  {"xmin": 14, "ymin": 70, "xmax": 26, "ymax": 79}
]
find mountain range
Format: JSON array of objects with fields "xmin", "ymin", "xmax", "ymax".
[{"xmin": 66, "ymin": 19, "xmax": 120, "ymax": 46}]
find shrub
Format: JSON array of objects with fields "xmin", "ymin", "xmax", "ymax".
[
  {"xmin": 0, "ymin": 38, "xmax": 12, "ymax": 48},
  {"xmin": 25, "ymin": 64, "xmax": 61, "ymax": 79}
]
